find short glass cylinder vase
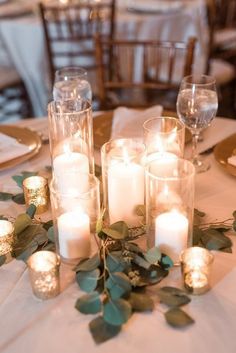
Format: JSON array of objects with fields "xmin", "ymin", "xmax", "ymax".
[
  {"xmin": 50, "ymin": 172, "xmax": 100, "ymax": 263},
  {"xmin": 143, "ymin": 117, "xmax": 185, "ymax": 158},
  {"xmin": 48, "ymin": 99, "xmax": 94, "ymax": 176},
  {"xmin": 180, "ymin": 247, "xmax": 214, "ymax": 295},
  {"xmin": 101, "ymin": 138, "xmax": 146, "ymax": 228},
  {"xmin": 145, "ymin": 158, "xmax": 195, "ymax": 264}
]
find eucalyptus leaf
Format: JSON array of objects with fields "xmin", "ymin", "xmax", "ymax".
[
  {"xmin": 128, "ymin": 292, "xmax": 154, "ymax": 312},
  {"xmin": 165, "ymin": 307, "xmax": 194, "ymax": 328},
  {"xmin": 106, "ymin": 252, "xmax": 126, "ymax": 273},
  {"xmin": 0, "ymin": 255, "xmax": 6, "ymax": 266},
  {"xmin": 76, "ymin": 269, "xmax": 100, "ymax": 293},
  {"xmin": 201, "ymin": 228, "xmax": 232, "ymax": 250},
  {"xmin": 43, "ymin": 220, "xmax": 53, "ymax": 231},
  {"xmin": 12, "ymin": 175, "xmax": 24, "ymax": 188},
  {"xmin": 74, "ymin": 253, "xmax": 100, "ymax": 272},
  {"xmin": 125, "ymin": 242, "xmax": 143, "ymax": 254},
  {"xmin": 144, "ymin": 247, "xmax": 161, "ymax": 264},
  {"xmin": 12, "ymin": 224, "xmax": 43, "ymax": 259},
  {"xmin": 16, "ymin": 242, "xmax": 38, "ymax": 262},
  {"xmin": 75, "ymin": 291, "xmax": 101, "ymax": 314},
  {"xmin": 26, "ymin": 204, "xmax": 37, "ymax": 219},
  {"xmin": 132, "ymin": 254, "xmax": 151, "ymax": 270},
  {"xmin": 103, "ymin": 221, "xmax": 129, "ymax": 240},
  {"xmin": 47, "ymin": 226, "xmax": 55, "ymax": 243},
  {"xmin": 89, "ymin": 316, "xmax": 121, "ymax": 344},
  {"xmin": 0, "ymin": 192, "xmax": 13, "ymax": 201},
  {"xmin": 14, "ymin": 214, "xmax": 32, "ymax": 235},
  {"xmin": 157, "ymin": 287, "xmax": 191, "ymax": 307},
  {"xmin": 106, "ymin": 272, "xmax": 131, "ymax": 299},
  {"xmin": 103, "ymin": 298, "xmax": 132, "ymax": 326},
  {"xmin": 12, "ymin": 193, "xmax": 25, "ymax": 205},
  {"xmin": 160, "ymin": 255, "xmax": 174, "ymax": 269}
]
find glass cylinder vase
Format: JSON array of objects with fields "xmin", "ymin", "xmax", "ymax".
[
  {"xmin": 50, "ymin": 172, "xmax": 100, "ymax": 263},
  {"xmin": 143, "ymin": 116, "xmax": 185, "ymax": 158},
  {"xmin": 101, "ymin": 138, "xmax": 146, "ymax": 228},
  {"xmin": 145, "ymin": 158, "xmax": 195, "ymax": 264},
  {"xmin": 48, "ymin": 99, "xmax": 94, "ymax": 176}
]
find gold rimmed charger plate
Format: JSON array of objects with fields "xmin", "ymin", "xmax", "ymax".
[
  {"xmin": 0, "ymin": 125, "xmax": 42, "ymax": 171},
  {"xmin": 93, "ymin": 110, "xmax": 191, "ymax": 149},
  {"xmin": 214, "ymin": 133, "xmax": 236, "ymax": 177}
]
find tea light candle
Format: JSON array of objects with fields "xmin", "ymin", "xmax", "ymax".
[
  {"xmin": 53, "ymin": 152, "xmax": 89, "ymax": 193},
  {"xmin": 0, "ymin": 220, "xmax": 14, "ymax": 255},
  {"xmin": 23, "ymin": 176, "xmax": 49, "ymax": 214},
  {"xmin": 57, "ymin": 209, "xmax": 91, "ymax": 260},
  {"xmin": 27, "ymin": 251, "xmax": 60, "ymax": 300},
  {"xmin": 180, "ymin": 247, "xmax": 214, "ymax": 295},
  {"xmin": 155, "ymin": 209, "xmax": 188, "ymax": 263},
  {"xmin": 107, "ymin": 160, "xmax": 144, "ymax": 227}
]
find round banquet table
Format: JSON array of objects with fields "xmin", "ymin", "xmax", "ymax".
[
  {"xmin": 0, "ymin": 0, "xmax": 209, "ymax": 117},
  {"xmin": 0, "ymin": 112, "xmax": 236, "ymax": 353}
]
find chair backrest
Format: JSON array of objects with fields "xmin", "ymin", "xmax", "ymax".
[
  {"xmin": 38, "ymin": 1, "xmax": 116, "ymax": 89},
  {"xmin": 95, "ymin": 35, "xmax": 197, "ymax": 109}
]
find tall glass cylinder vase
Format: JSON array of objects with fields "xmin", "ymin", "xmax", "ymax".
[
  {"xmin": 48, "ymin": 99, "xmax": 94, "ymax": 178},
  {"xmin": 145, "ymin": 158, "xmax": 195, "ymax": 264},
  {"xmin": 143, "ymin": 117, "xmax": 185, "ymax": 159},
  {"xmin": 101, "ymin": 138, "xmax": 146, "ymax": 228},
  {"xmin": 50, "ymin": 172, "xmax": 100, "ymax": 264}
]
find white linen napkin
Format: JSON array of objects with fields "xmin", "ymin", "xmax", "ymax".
[
  {"xmin": 111, "ymin": 105, "xmax": 163, "ymax": 139},
  {"xmin": 0, "ymin": 132, "xmax": 31, "ymax": 164}
]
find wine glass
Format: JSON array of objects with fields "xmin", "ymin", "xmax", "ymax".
[
  {"xmin": 176, "ymin": 74, "xmax": 218, "ymax": 173},
  {"xmin": 53, "ymin": 66, "xmax": 92, "ymax": 102}
]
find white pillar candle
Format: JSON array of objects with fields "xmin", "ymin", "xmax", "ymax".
[
  {"xmin": 108, "ymin": 162, "xmax": 144, "ymax": 227},
  {"xmin": 53, "ymin": 152, "xmax": 89, "ymax": 193},
  {"xmin": 57, "ymin": 210, "xmax": 91, "ymax": 259},
  {"xmin": 155, "ymin": 209, "xmax": 188, "ymax": 263},
  {"xmin": 147, "ymin": 152, "xmax": 178, "ymax": 177}
]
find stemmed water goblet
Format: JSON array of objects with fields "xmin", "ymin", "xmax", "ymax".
[{"xmin": 176, "ymin": 74, "xmax": 218, "ymax": 173}]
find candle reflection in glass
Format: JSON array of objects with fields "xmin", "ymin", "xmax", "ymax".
[
  {"xmin": 180, "ymin": 246, "xmax": 214, "ymax": 294},
  {"xmin": 28, "ymin": 251, "xmax": 60, "ymax": 300}
]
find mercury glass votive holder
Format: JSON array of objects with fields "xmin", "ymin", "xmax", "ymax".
[
  {"xmin": 143, "ymin": 117, "xmax": 185, "ymax": 158},
  {"xmin": 101, "ymin": 138, "xmax": 146, "ymax": 228},
  {"xmin": 50, "ymin": 172, "xmax": 100, "ymax": 263},
  {"xmin": 0, "ymin": 220, "xmax": 14, "ymax": 255},
  {"xmin": 48, "ymin": 99, "xmax": 94, "ymax": 175},
  {"xmin": 145, "ymin": 158, "xmax": 195, "ymax": 264},
  {"xmin": 180, "ymin": 247, "xmax": 214, "ymax": 295},
  {"xmin": 28, "ymin": 251, "xmax": 60, "ymax": 300},
  {"xmin": 23, "ymin": 176, "xmax": 49, "ymax": 214}
]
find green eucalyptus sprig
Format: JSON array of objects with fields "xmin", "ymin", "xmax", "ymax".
[
  {"xmin": 193, "ymin": 209, "xmax": 236, "ymax": 252},
  {"xmin": 74, "ymin": 220, "xmax": 194, "ymax": 344},
  {"xmin": 0, "ymin": 204, "xmax": 54, "ymax": 266}
]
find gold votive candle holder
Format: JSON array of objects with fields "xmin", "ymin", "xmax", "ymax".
[
  {"xmin": 180, "ymin": 246, "xmax": 214, "ymax": 295},
  {"xmin": 27, "ymin": 251, "xmax": 60, "ymax": 300},
  {"xmin": 0, "ymin": 220, "xmax": 14, "ymax": 255},
  {"xmin": 23, "ymin": 176, "xmax": 49, "ymax": 214}
]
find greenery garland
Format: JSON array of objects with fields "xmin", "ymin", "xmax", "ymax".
[{"xmin": 0, "ymin": 170, "xmax": 236, "ymax": 344}]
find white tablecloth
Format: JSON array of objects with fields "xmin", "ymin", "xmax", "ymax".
[
  {"xmin": 0, "ymin": 0, "xmax": 208, "ymax": 117},
  {"xmin": 0, "ymin": 115, "xmax": 236, "ymax": 353}
]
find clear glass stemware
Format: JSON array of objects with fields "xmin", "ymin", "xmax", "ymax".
[{"xmin": 176, "ymin": 74, "xmax": 218, "ymax": 173}]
